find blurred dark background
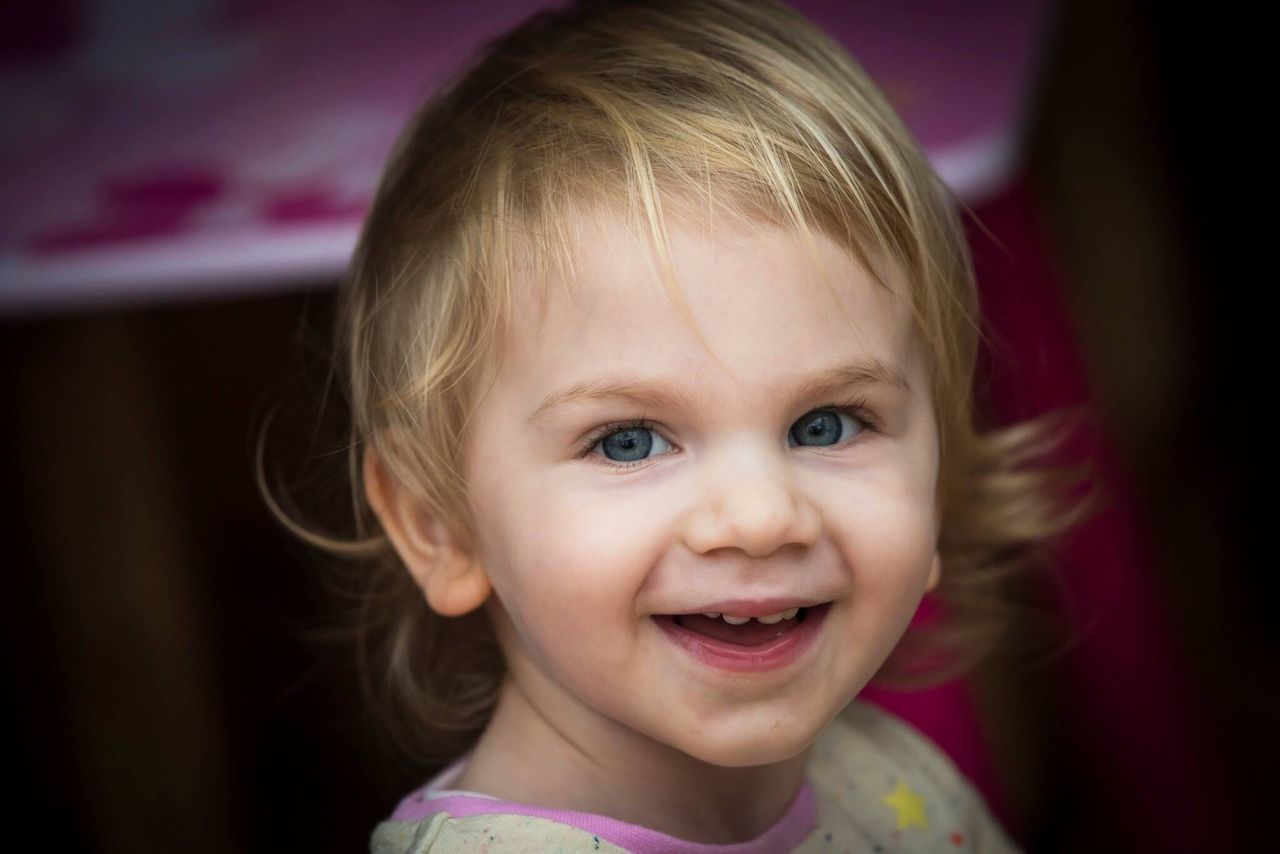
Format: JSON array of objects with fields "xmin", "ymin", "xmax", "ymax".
[{"xmin": 0, "ymin": 1, "xmax": 1272, "ymax": 851}]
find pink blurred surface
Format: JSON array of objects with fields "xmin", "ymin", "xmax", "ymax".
[{"xmin": 0, "ymin": 0, "xmax": 1051, "ymax": 312}]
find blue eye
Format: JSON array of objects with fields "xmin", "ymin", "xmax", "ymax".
[
  {"xmin": 592, "ymin": 423, "xmax": 673, "ymax": 464},
  {"xmin": 788, "ymin": 408, "xmax": 861, "ymax": 447}
]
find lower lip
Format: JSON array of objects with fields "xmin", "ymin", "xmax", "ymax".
[{"xmin": 652, "ymin": 603, "xmax": 831, "ymax": 673}]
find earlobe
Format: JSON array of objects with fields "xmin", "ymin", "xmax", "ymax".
[
  {"xmin": 362, "ymin": 447, "xmax": 491, "ymax": 616},
  {"xmin": 925, "ymin": 552, "xmax": 942, "ymax": 594}
]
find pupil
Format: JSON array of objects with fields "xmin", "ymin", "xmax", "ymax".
[
  {"xmin": 790, "ymin": 410, "xmax": 842, "ymax": 447},
  {"xmin": 603, "ymin": 428, "xmax": 652, "ymax": 461}
]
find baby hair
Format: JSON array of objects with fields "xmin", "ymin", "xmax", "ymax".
[{"xmin": 262, "ymin": 0, "xmax": 1094, "ymax": 764}]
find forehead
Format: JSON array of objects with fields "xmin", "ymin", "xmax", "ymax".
[{"xmin": 498, "ymin": 205, "xmax": 921, "ymax": 398}]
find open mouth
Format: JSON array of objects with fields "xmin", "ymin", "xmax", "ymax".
[
  {"xmin": 651, "ymin": 603, "xmax": 832, "ymax": 672},
  {"xmin": 653, "ymin": 603, "xmax": 830, "ymax": 647}
]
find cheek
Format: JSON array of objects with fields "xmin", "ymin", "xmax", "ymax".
[
  {"xmin": 822, "ymin": 473, "xmax": 938, "ymax": 600},
  {"xmin": 539, "ymin": 480, "xmax": 670, "ymax": 584},
  {"xmin": 474, "ymin": 482, "xmax": 661, "ymax": 643}
]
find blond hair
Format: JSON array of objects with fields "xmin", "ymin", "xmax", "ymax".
[{"xmin": 260, "ymin": 0, "xmax": 1095, "ymax": 763}]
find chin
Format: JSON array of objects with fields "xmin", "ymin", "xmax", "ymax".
[{"xmin": 681, "ymin": 724, "xmax": 817, "ymax": 769}]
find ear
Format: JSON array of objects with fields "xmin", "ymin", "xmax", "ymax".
[
  {"xmin": 362, "ymin": 447, "xmax": 491, "ymax": 616},
  {"xmin": 924, "ymin": 551, "xmax": 942, "ymax": 594}
]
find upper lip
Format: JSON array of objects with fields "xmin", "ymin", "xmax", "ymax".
[{"xmin": 669, "ymin": 597, "xmax": 827, "ymax": 617}]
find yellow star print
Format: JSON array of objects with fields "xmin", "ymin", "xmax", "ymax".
[{"xmin": 882, "ymin": 781, "xmax": 929, "ymax": 830}]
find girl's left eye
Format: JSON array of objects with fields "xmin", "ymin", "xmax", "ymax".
[
  {"xmin": 787, "ymin": 408, "xmax": 865, "ymax": 448},
  {"xmin": 587, "ymin": 422, "xmax": 673, "ymax": 467}
]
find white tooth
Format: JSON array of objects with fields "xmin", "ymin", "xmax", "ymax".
[
  {"xmin": 721, "ymin": 614, "xmax": 750, "ymax": 625},
  {"xmin": 756, "ymin": 612, "xmax": 786, "ymax": 624},
  {"xmin": 702, "ymin": 612, "xmax": 721, "ymax": 619},
  {"xmin": 781, "ymin": 607, "xmax": 799, "ymax": 620}
]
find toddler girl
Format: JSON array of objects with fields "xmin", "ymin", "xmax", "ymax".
[{"xmin": 272, "ymin": 0, "xmax": 1087, "ymax": 850}]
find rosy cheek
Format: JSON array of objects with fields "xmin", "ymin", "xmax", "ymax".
[
  {"xmin": 555, "ymin": 499, "xmax": 662, "ymax": 571},
  {"xmin": 846, "ymin": 515, "xmax": 934, "ymax": 587}
]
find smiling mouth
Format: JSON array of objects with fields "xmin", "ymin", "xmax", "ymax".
[{"xmin": 655, "ymin": 604, "xmax": 826, "ymax": 646}]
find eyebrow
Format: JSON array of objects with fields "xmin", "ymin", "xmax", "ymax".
[{"xmin": 528, "ymin": 358, "xmax": 911, "ymax": 423}]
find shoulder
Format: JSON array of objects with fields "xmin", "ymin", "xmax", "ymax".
[
  {"xmin": 371, "ymin": 809, "xmax": 629, "ymax": 854},
  {"xmin": 801, "ymin": 700, "xmax": 1021, "ymax": 854},
  {"xmin": 820, "ymin": 700, "xmax": 972, "ymax": 792}
]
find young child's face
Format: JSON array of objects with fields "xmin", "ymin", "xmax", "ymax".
[{"xmin": 462, "ymin": 203, "xmax": 941, "ymax": 768}]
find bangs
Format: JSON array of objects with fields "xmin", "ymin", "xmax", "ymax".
[{"xmin": 463, "ymin": 54, "xmax": 947, "ymax": 387}]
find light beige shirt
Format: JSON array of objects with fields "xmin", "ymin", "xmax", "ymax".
[{"xmin": 372, "ymin": 700, "xmax": 1020, "ymax": 853}]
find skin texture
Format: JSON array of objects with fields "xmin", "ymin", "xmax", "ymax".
[{"xmin": 365, "ymin": 206, "xmax": 942, "ymax": 843}]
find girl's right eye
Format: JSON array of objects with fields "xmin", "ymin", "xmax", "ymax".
[{"xmin": 584, "ymin": 421, "xmax": 674, "ymax": 468}]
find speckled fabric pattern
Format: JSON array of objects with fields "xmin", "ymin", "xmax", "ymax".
[
  {"xmin": 370, "ymin": 701, "xmax": 1020, "ymax": 853},
  {"xmin": 372, "ymin": 811, "xmax": 633, "ymax": 853},
  {"xmin": 798, "ymin": 702, "xmax": 1019, "ymax": 853}
]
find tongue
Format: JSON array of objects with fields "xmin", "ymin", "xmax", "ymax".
[{"xmin": 675, "ymin": 614, "xmax": 798, "ymax": 646}]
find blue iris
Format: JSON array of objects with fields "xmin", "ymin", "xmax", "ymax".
[
  {"xmin": 788, "ymin": 410, "xmax": 846, "ymax": 447},
  {"xmin": 601, "ymin": 427, "xmax": 653, "ymax": 462}
]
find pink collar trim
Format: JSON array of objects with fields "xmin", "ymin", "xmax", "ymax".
[{"xmin": 389, "ymin": 756, "xmax": 818, "ymax": 853}]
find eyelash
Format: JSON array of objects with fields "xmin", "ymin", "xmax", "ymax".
[{"xmin": 575, "ymin": 397, "xmax": 881, "ymax": 471}]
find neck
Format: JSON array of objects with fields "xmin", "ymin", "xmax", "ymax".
[{"xmin": 453, "ymin": 674, "xmax": 812, "ymax": 844}]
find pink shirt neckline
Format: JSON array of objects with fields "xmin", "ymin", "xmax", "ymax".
[{"xmin": 389, "ymin": 754, "xmax": 818, "ymax": 853}]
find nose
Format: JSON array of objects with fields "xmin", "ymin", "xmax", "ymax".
[{"xmin": 679, "ymin": 451, "xmax": 822, "ymax": 558}]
